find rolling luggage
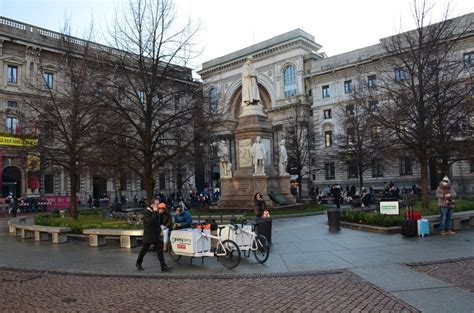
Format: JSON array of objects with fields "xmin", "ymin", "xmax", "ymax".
[
  {"xmin": 417, "ymin": 218, "xmax": 430, "ymax": 237},
  {"xmin": 401, "ymin": 205, "xmax": 417, "ymax": 237}
]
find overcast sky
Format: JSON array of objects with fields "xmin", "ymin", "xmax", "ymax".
[{"xmin": 1, "ymin": 0, "xmax": 472, "ymax": 73}]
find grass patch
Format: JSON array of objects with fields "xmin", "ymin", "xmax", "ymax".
[
  {"xmin": 411, "ymin": 199, "xmax": 474, "ymax": 215},
  {"xmin": 189, "ymin": 205, "xmax": 327, "ymax": 218},
  {"xmin": 34, "ymin": 214, "xmax": 141, "ymax": 234}
]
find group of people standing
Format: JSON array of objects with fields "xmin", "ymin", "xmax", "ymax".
[{"xmin": 135, "ymin": 199, "xmax": 192, "ymax": 272}]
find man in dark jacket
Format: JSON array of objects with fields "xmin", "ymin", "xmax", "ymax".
[{"xmin": 135, "ymin": 199, "xmax": 172, "ymax": 272}]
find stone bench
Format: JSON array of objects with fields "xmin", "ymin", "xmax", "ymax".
[
  {"xmin": 424, "ymin": 210, "xmax": 474, "ymax": 233},
  {"xmin": 8, "ymin": 221, "xmax": 71, "ymax": 244},
  {"xmin": 83, "ymin": 229, "xmax": 143, "ymax": 248}
]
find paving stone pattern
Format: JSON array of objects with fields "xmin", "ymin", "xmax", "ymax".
[
  {"xmin": 0, "ymin": 269, "xmax": 419, "ymax": 312},
  {"xmin": 408, "ymin": 257, "xmax": 474, "ymax": 292}
]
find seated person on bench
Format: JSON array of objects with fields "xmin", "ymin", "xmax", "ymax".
[{"xmin": 173, "ymin": 207, "xmax": 193, "ymax": 229}]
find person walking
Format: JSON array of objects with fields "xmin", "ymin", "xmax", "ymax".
[
  {"xmin": 135, "ymin": 199, "xmax": 172, "ymax": 272},
  {"xmin": 436, "ymin": 176, "xmax": 457, "ymax": 235}
]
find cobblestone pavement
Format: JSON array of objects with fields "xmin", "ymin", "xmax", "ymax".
[
  {"xmin": 0, "ymin": 269, "xmax": 419, "ymax": 312},
  {"xmin": 408, "ymin": 257, "xmax": 474, "ymax": 292}
]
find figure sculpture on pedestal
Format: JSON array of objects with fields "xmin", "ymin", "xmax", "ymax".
[
  {"xmin": 218, "ymin": 140, "xmax": 232, "ymax": 177},
  {"xmin": 279, "ymin": 139, "xmax": 289, "ymax": 176},
  {"xmin": 251, "ymin": 136, "xmax": 266, "ymax": 175},
  {"xmin": 242, "ymin": 56, "xmax": 260, "ymax": 106}
]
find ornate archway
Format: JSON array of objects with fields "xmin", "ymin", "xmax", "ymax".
[
  {"xmin": 2, "ymin": 166, "xmax": 22, "ymax": 197},
  {"xmin": 229, "ymin": 84, "xmax": 272, "ymax": 119}
]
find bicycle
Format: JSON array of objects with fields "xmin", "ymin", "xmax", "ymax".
[
  {"xmin": 168, "ymin": 223, "xmax": 241, "ymax": 269},
  {"xmin": 220, "ymin": 222, "xmax": 270, "ymax": 263}
]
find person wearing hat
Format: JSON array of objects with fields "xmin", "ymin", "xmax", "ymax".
[
  {"xmin": 436, "ymin": 176, "xmax": 457, "ymax": 235},
  {"xmin": 135, "ymin": 199, "xmax": 172, "ymax": 272}
]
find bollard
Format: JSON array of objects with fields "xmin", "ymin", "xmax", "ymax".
[{"xmin": 327, "ymin": 209, "xmax": 341, "ymax": 232}]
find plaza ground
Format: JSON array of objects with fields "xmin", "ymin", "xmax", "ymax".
[{"xmin": 0, "ymin": 214, "xmax": 473, "ymax": 312}]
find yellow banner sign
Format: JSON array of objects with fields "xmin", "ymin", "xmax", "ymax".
[{"xmin": 0, "ymin": 136, "xmax": 38, "ymax": 147}]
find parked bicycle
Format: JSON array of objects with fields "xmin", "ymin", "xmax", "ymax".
[
  {"xmin": 220, "ymin": 222, "xmax": 270, "ymax": 263},
  {"xmin": 168, "ymin": 223, "xmax": 241, "ymax": 269}
]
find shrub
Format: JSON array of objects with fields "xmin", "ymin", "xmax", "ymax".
[{"xmin": 340, "ymin": 210, "xmax": 402, "ymax": 227}]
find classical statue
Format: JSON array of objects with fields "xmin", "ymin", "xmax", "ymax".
[
  {"xmin": 241, "ymin": 56, "xmax": 260, "ymax": 105},
  {"xmin": 251, "ymin": 136, "xmax": 266, "ymax": 175},
  {"xmin": 218, "ymin": 140, "xmax": 232, "ymax": 177},
  {"xmin": 279, "ymin": 139, "xmax": 289, "ymax": 175}
]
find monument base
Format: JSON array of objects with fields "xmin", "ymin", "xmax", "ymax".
[{"xmin": 218, "ymin": 174, "xmax": 295, "ymax": 210}]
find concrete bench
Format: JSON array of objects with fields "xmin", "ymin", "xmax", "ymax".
[
  {"xmin": 83, "ymin": 229, "xmax": 143, "ymax": 248},
  {"xmin": 424, "ymin": 210, "xmax": 474, "ymax": 233},
  {"xmin": 8, "ymin": 221, "xmax": 71, "ymax": 244}
]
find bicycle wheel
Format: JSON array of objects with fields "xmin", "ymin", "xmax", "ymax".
[
  {"xmin": 216, "ymin": 239, "xmax": 241, "ymax": 269},
  {"xmin": 253, "ymin": 235, "xmax": 270, "ymax": 263},
  {"xmin": 168, "ymin": 243, "xmax": 181, "ymax": 262}
]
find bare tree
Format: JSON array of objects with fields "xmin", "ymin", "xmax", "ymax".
[
  {"xmin": 283, "ymin": 101, "xmax": 316, "ymax": 198},
  {"xmin": 99, "ymin": 0, "xmax": 206, "ymax": 204},
  {"xmin": 367, "ymin": 2, "xmax": 473, "ymax": 209},
  {"xmin": 334, "ymin": 79, "xmax": 387, "ymax": 192},
  {"xmin": 25, "ymin": 25, "xmax": 104, "ymax": 219}
]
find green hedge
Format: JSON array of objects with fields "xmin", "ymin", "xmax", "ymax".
[
  {"xmin": 34, "ymin": 214, "xmax": 141, "ymax": 234},
  {"xmin": 340, "ymin": 210, "xmax": 402, "ymax": 227}
]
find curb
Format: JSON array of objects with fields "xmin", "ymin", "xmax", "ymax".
[{"xmin": 0, "ymin": 265, "xmax": 346, "ymax": 280}]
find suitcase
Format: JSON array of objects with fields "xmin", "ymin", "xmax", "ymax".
[
  {"xmin": 417, "ymin": 218, "xmax": 430, "ymax": 237},
  {"xmin": 401, "ymin": 205, "xmax": 417, "ymax": 237}
]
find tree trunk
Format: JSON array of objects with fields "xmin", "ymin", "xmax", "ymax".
[
  {"xmin": 144, "ymin": 161, "xmax": 154, "ymax": 207},
  {"xmin": 419, "ymin": 159, "xmax": 430, "ymax": 211},
  {"xmin": 69, "ymin": 167, "xmax": 78, "ymax": 220}
]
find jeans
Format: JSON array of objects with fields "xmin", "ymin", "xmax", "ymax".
[{"xmin": 439, "ymin": 207, "xmax": 453, "ymax": 232}]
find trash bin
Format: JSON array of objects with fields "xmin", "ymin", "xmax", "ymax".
[
  {"xmin": 256, "ymin": 218, "xmax": 272, "ymax": 244},
  {"xmin": 327, "ymin": 209, "xmax": 340, "ymax": 232}
]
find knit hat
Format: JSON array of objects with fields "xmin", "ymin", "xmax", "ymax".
[{"xmin": 441, "ymin": 176, "xmax": 450, "ymax": 184}]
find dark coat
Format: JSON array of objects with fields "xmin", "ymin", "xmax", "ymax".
[
  {"xmin": 160, "ymin": 212, "xmax": 173, "ymax": 230},
  {"xmin": 142, "ymin": 207, "xmax": 161, "ymax": 244}
]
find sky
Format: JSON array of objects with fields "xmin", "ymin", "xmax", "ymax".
[{"xmin": 1, "ymin": 0, "xmax": 473, "ymax": 74}]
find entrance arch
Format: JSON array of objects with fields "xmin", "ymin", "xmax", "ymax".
[
  {"xmin": 230, "ymin": 84, "xmax": 272, "ymax": 119},
  {"xmin": 2, "ymin": 166, "xmax": 22, "ymax": 197}
]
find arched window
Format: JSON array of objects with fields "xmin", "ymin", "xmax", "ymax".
[
  {"xmin": 209, "ymin": 87, "xmax": 218, "ymax": 113},
  {"xmin": 283, "ymin": 65, "xmax": 297, "ymax": 97}
]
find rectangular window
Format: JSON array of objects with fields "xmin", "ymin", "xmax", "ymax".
[
  {"xmin": 159, "ymin": 173, "xmax": 166, "ymax": 190},
  {"xmin": 43, "ymin": 72, "xmax": 54, "ymax": 89},
  {"xmin": 120, "ymin": 176, "xmax": 127, "ymax": 191},
  {"xmin": 464, "ymin": 52, "xmax": 474, "ymax": 68},
  {"xmin": 368, "ymin": 74, "xmax": 377, "ymax": 88},
  {"xmin": 394, "ymin": 67, "xmax": 406, "ymax": 82},
  {"xmin": 308, "ymin": 89, "xmax": 312, "ymax": 98},
  {"xmin": 7, "ymin": 101, "xmax": 18, "ymax": 108},
  {"xmin": 346, "ymin": 127, "xmax": 355, "ymax": 145},
  {"xmin": 369, "ymin": 100, "xmax": 379, "ymax": 111},
  {"xmin": 371, "ymin": 125, "xmax": 381, "ymax": 141},
  {"xmin": 323, "ymin": 109, "xmax": 332, "ymax": 119},
  {"xmin": 325, "ymin": 162, "xmax": 335, "ymax": 180},
  {"xmin": 322, "ymin": 85, "xmax": 330, "ymax": 98},
  {"xmin": 346, "ymin": 104, "xmax": 355, "ymax": 116},
  {"xmin": 344, "ymin": 80, "xmax": 352, "ymax": 94},
  {"xmin": 372, "ymin": 160, "xmax": 384, "ymax": 177},
  {"xmin": 7, "ymin": 65, "xmax": 18, "ymax": 84},
  {"xmin": 138, "ymin": 90, "xmax": 145, "ymax": 104},
  {"xmin": 5, "ymin": 117, "xmax": 17, "ymax": 134},
  {"xmin": 470, "ymin": 160, "xmax": 474, "ymax": 173},
  {"xmin": 348, "ymin": 161, "xmax": 358, "ymax": 178},
  {"xmin": 399, "ymin": 158, "xmax": 412, "ymax": 176},
  {"xmin": 96, "ymin": 83, "xmax": 104, "ymax": 96},
  {"xmin": 324, "ymin": 131, "xmax": 332, "ymax": 147},
  {"xmin": 44, "ymin": 174, "xmax": 54, "ymax": 194}
]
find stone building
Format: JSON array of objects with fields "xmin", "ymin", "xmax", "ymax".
[
  {"xmin": 0, "ymin": 17, "xmax": 199, "ymax": 203},
  {"xmin": 200, "ymin": 13, "xmax": 474, "ymax": 196}
]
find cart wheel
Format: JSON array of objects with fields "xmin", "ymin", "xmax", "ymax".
[
  {"xmin": 253, "ymin": 235, "xmax": 270, "ymax": 264},
  {"xmin": 168, "ymin": 243, "xmax": 181, "ymax": 262},
  {"xmin": 217, "ymin": 239, "xmax": 241, "ymax": 269}
]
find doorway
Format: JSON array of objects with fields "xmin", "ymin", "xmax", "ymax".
[{"xmin": 2, "ymin": 166, "xmax": 22, "ymax": 197}]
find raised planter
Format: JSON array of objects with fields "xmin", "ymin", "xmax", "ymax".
[{"xmin": 340, "ymin": 221, "xmax": 401, "ymax": 234}]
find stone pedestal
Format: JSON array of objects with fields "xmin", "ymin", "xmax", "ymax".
[{"xmin": 218, "ymin": 105, "xmax": 295, "ymax": 209}]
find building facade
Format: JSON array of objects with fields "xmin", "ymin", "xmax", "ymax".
[
  {"xmin": 0, "ymin": 17, "xmax": 199, "ymax": 203},
  {"xmin": 200, "ymin": 13, "xmax": 474, "ymax": 195}
]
